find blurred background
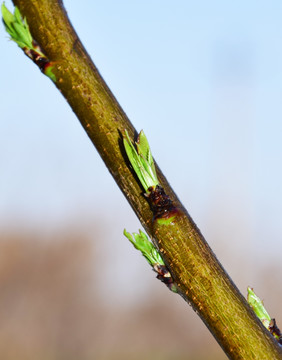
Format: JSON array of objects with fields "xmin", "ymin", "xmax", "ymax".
[{"xmin": 1, "ymin": 1, "xmax": 282, "ymax": 359}]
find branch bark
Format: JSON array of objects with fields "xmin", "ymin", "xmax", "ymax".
[{"xmin": 11, "ymin": 1, "xmax": 282, "ymax": 358}]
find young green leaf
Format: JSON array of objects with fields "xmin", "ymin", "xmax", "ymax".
[
  {"xmin": 123, "ymin": 131, "xmax": 148, "ymax": 191},
  {"xmin": 136, "ymin": 130, "xmax": 157, "ymax": 181},
  {"xmin": 247, "ymin": 287, "xmax": 271, "ymax": 328},
  {"xmin": 247, "ymin": 286, "xmax": 282, "ymax": 343},
  {"xmin": 123, "ymin": 130, "xmax": 159, "ymax": 193},
  {"xmin": 124, "ymin": 229, "xmax": 178, "ymax": 293},
  {"xmin": 2, "ymin": 3, "xmax": 33, "ymax": 49},
  {"xmin": 123, "ymin": 229, "xmax": 164, "ymax": 266},
  {"xmin": 2, "ymin": 2, "xmax": 56, "ymax": 82}
]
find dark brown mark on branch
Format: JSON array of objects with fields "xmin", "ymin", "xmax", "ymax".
[
  {"xmin": 146, "ymin": 185, "xmax": 180, "ymax": 222},
  {"xmin": 22, "ymin": 40, "xmax": 55, "ymax": 77},
  {"xmin": 269, "ymin": 319, "xmax": 282, "ymax": 344},
  {"xmin": 153, "ymin": 264, "xmax": 177, "ymax": 292},
  {"xmin": 27, "ymin": 48, "xmax": 50, "ymax": 71}
]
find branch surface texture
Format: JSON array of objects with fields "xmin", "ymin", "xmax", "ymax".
[{"xmin": 10, "ymin": 1, "xmax": 282, "ymax": 359}]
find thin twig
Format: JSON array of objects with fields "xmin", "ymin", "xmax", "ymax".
[{"xmin": 8, "ymin": 1, "xmax": 282, "ymax": 358}]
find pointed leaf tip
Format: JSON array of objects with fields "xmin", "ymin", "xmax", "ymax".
[
  {"xmin": 123, "ymin": 129, "xmax": 159, "ymax": 192},
  {"xmin": 1, "ymin": 3, "xmax": 33, "ymax": 49}
]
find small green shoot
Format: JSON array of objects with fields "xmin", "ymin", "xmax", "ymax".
[
  {"xmin": 123, "ymin": 130, "xmax": 159, "ymax": 193},
  {"xmin": 2, "ymin": 3, "xmax": 34, "ymax": 50},
  {"xmin": 2, "ymin": 3, "xmax": 56, "ymax": 82},
  {"xmin": 124, "ymin": 229, "xmax": 177, "ymax": 292},
  {"xmin": 123, "ymin": 229, "xmax": 164, "ymax": 266},
  {"xmin": 247, "ymin": 287, "xmax": 281, "ymax": 342},
  {"xmin": 247, "ymin": 287, "xmax": 271, "ymax": 328}
]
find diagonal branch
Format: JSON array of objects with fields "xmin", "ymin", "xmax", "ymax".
[{"xmin": 9, "ymin": 1, "xmax": 282, "ymax": 358}]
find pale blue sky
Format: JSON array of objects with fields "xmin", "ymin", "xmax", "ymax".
[{"xmin": 1, "ymin": 1, "xmax": 282, "ymax": 300}]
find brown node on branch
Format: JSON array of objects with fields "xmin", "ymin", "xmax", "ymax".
[
  {"xmin": 27, "ymin": 48, "xmax": 50, "ymax": 70},
  {"xmin": 269, "ymin": 319, "xmax": 282, "ymax": 345},
  {"xmin": 153, "ymin": 264, "xmax": 177, "ymax": 292},
  {"xmin": 146, "ymin": 185, "xmax": 180, "ymax": 221}
]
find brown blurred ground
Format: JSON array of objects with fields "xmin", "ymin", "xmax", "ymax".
[{"xmin": 0, "ymin": 227, "xmax": 279, "ymax": 360}]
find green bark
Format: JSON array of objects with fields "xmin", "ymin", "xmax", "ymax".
[{"xmin": 10, "ymin": 1, "xmax": 282, "ymax": 359}]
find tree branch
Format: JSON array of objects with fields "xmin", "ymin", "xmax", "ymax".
[{"xmin": 10, "ymin": 1, "xmax": 282, "ymax": 358}]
